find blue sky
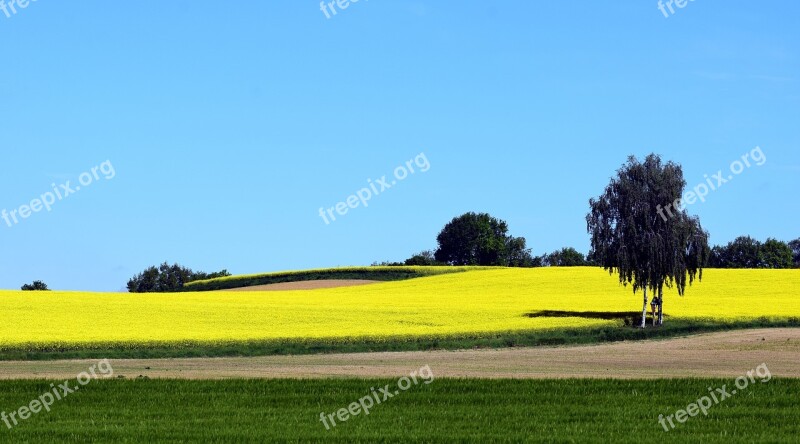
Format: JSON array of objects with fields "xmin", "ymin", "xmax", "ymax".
[{"xmin": 1, "ymin": 1, "xmax": 798, "ymax": 291}]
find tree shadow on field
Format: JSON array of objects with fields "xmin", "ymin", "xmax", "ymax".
[{"xmin": 524, "ymin": 310, "xmax": 658, "ymax": 327}]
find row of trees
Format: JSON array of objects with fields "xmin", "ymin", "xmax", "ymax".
[
  {"xmin": 390, "ymin": 246, "xmax": 593, "ymax": 268},
  {"xmin": 376, "ymin": 212, "xmax": 595, "ymax": 268},
  {"xmin": 709, "ymin": 236, "xmax": 799, "ymax": 269},
  {"xmin": 385, "ymin": 211, "xmax": 796, "ymax": 274},
  {"xmin": 126, "ymin": 263, "xmax": 231, "ymax": 293}
]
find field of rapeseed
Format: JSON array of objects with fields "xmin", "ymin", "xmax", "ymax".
[{"xmin": 0, "ymin": 267, "xmax": 797, "ymax": 354}]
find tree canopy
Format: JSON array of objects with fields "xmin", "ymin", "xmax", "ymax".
[
  {"xmin": 542, "ymin": 248, "xmax": 588, "ymax": 267},
  {"xmin": 21, "ymin": 280, "xmax": 50, "ymax": 291},
  {"xmin": 404, "ymin": 250, "xmax": 443, "ymax": 266},
  {"xmin": 434, "ymin": 212, "xmax": 533, "ymax": 266}
]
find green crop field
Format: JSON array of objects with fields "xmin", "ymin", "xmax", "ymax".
[{"xmin": 1, "ymin": 379, "xmax": 797, "ymax": 443}]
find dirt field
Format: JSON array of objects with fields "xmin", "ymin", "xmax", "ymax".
[
  {"xmin": 220, "ymin": 280, "xmax": 379, "ymax": 291},
  {"xmin": 2, "ymin": 329, "xmax": 798, "ymax": 380}
]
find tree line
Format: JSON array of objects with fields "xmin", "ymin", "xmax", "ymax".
[
  {"xmin": 377, "ymin": 213, "xmax": 797, "ymax": 270},
  {"xmin": 123, "ymin": 231, "xmax": 797, "ymax": 293},
  {"xmin": 126, "ymin": 263, "xmax": 231, "ymax": 293},
  {"xmin": 709, "ymin": 236, "xmax": 798, "ymax": 269},
  {"xmin": 374, "ymin": 212, "xmax": 594, "ymax": 268}
]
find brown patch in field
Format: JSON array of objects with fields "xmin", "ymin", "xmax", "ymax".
[
  {"xmin": 1, "ymin": 329, "xmax": 799, "ymax": 380},
  {"xmin": 219, "ymin": 280, "xmax": 380, "ymax": 291}
]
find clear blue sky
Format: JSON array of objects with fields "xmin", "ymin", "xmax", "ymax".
[{"xmin": 1, "ymin": 1, "xmax": 798, "ymax": 291}]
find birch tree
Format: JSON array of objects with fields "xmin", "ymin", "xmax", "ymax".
[{"xmin": 587, "ymin": 154, "xmax": 709, "ymax": 328}]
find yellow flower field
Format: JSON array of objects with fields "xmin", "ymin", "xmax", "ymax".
[{"xmin": 0, "ymin": 268, "xmax": 798, "ymax": 349}]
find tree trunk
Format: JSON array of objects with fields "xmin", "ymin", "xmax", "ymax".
[
  {"xmin": 652, "ymin": 302, "xmax": 657, "ymax": 327},
  {"xmin": 658, "ymin": 288, "xmax": 664, "ymax": 326},
  {"xmin": 640, "ymin": 288, "xmax": 648, "ymax": 329}
]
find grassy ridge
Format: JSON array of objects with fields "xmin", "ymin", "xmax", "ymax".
[
  {"xmin": 182, "ymin": 266, "xmax": 480, "ymax": 291},
  {"xmin": 0, "ymin": 379, "xmax": 797, "ymax": 443}
]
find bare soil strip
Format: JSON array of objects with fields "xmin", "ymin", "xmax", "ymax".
[
  {"xmin": 1, "ymin": 329, "xmax": 798, "ymax": 380},
  {"xmin": 219, "ymin": 280, "xmax": 380, "ymax": 291}
]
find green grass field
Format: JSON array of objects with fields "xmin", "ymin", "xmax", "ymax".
[{"xmin": 1, "ymin": 379, "xmax": 797, "ymax": 443}]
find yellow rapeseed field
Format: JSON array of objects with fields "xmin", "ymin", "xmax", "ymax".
[{"xmin": 0, "ymin": 268, "xmax": 797, "ymax": 349}]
